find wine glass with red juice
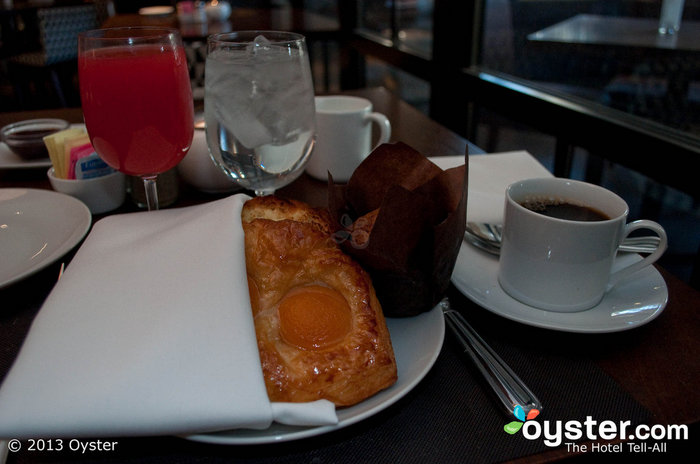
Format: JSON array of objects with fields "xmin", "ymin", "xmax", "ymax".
[{"xmin": 78, "ymin": 27, "xmax": 194, "ymax": 210}]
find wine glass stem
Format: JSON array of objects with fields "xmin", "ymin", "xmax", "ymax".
[{"xmin": 143, "ymin": 175, "xmax": 159, "ymax": 211}]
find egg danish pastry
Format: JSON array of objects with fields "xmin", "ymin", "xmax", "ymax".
[{"xmin": 242, "ymin": 196, "xmax": 397, "ymax": 407}]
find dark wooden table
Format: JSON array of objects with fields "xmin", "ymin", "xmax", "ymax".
[{"xmin": 1, "ymin": 87, "xmax": 697, "ymax": 462}]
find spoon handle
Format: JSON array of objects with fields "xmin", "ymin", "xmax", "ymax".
[{"xmin": 440, "ymin": 298, "xmax": 542, "ymax": 416}]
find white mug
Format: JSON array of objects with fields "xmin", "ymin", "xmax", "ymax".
[
  {"xmin": 497, "ymin": 178, "xmax": 667, "ymax": 312},
  {"xmin": 306, "ymin": 96, "xmax": 391, "ymax": 182}
]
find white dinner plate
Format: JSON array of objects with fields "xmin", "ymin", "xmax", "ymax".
[
  {"xmin": 185, "ymin": 304, "xmax": 445, "ymax": 445},
  {"xmin": 0, "ymin": 188, "xmax": 92, "ymax": 289},
  {"xmin": 0, "ymin": 123, "xmax": 86, "ymax": 170},
  {"xmin": 451, "ymin": 241, "xmax": 668, "ymax": 333}
]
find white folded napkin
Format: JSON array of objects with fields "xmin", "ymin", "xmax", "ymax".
[
  {"xmin": 430, "ymin": 151, "xmax": 552, "ymax": 224},
  {"xmin": 0, "ymin": 194, "xmax": 337, "ymax": 439}
]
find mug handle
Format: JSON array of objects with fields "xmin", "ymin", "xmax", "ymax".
[
  {"xmin": 608, "ymin": 220, "xmax": 668, "ymax": 289},
  {"xmin": 365, "ymin": 112, "xmax": 391, "ymax": 151}
]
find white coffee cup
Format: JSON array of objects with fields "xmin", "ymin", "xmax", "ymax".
[
  {"xmin": 497, "ymin": 178, "xmax": 667, "ymax": 312},
  {"xmin": 306, "ymin": 95, "xmax": 391, "ymax": 182}
]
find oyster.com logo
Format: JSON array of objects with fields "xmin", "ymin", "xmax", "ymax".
[
  {"xmin": 504, "ymin": 405, "xmax": 540, "ymax": 435},
  {"xmin": 502, "ymin": 407, "xmax": 688, "ymax": 452}
]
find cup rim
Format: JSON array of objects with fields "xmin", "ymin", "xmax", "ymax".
[
  {"xmin": 79, "ymin": 27, "xmax": 181, "ymax": 43},
  {"xmin": 506, "ymin": 177, "xmax": 629, "ymax": 224},
  {"xmin": 47, "ymin": 167, "xmax": 122, "ymax": 183},
  {"xmin": 207, "ymin": 30, "xmax": 305, "ymax": 45},
  {"xmin": 314, "ymin": 95, "xmax": 372, "ymax": 113},
  {"xmin": 1, "ymin": 118, "xmax": 70, "ymax": 140}
]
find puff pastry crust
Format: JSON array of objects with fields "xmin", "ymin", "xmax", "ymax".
[{"xmin": 242, "ymin": 196, "xmax": 397, "ymax": 407}]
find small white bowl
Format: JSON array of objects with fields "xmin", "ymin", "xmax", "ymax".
[{"xmin": 47, "ymin": 168, "xmax": 126, "ymax": 214}]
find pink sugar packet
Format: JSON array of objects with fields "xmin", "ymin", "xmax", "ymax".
[
  {"xmin": 67, "ymin": 143, "xmax": 94, "ymax": 180},
  {"xmin": 67, "ymin": 143, "xmax": 113, "ymax": 180}
]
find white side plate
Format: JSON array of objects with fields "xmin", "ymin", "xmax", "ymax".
[{"xmin": 0, "ymin": 189, "xmax": 91, "ymax": 289}]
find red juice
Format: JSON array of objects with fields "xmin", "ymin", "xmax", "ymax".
[{"xmin": 79, "ymin": 44, "xmax": 194, "ymax": 176}]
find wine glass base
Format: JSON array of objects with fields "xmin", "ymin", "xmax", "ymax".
[{"xmin": 254, "ymin": 189, "xmax": 276, "ymax": 197}]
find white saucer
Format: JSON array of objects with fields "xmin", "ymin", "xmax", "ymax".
[{"xmin": 451, "ymin": 241, "xmax": 668, "ymax": 333}]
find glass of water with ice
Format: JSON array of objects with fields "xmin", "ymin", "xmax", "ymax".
[{"xmin": 204, "ymin": 31, "xmax": 316, "ymax": 196}]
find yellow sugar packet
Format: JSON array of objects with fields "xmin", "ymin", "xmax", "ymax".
[{"xmin": 43, "ymin": 128, "xmax": 86, "ymax": 179}]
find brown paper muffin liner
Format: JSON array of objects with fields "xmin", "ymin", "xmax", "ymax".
[{"xmin": 328, "ymin": 142, "xmax": 468, "ymax": 317}]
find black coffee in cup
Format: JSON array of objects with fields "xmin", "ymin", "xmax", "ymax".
[{"xmin": 519, "ymin": 198, "xmax": 610, "ymax": 222}]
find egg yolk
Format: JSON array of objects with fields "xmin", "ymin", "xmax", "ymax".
[{"xmin": 278, "ymin": 285, "xmax": 352, "ymax": 350}]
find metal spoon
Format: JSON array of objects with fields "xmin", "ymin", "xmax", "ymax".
[{"xmin": 465, "ymin": 222, "xmax": 661, "ymax": 256}]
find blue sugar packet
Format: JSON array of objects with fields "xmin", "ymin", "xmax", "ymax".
[{"xmin": 75, "ymin": 152, "xmax": 115, "ymax": 179}]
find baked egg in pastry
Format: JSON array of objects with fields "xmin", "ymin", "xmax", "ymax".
[{"xmin": 242, "ymin": 196, "xmax": 397, "ymax": 407}]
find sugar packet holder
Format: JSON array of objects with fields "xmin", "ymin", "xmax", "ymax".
[{"xmin": 43, "ymin": 128, "xmax": 115, "ymax": 180}]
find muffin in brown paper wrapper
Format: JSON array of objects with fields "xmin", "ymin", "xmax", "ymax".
[{"xmin": 328, "ymin": 142, "xmax": 468, "ymax": 317}]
